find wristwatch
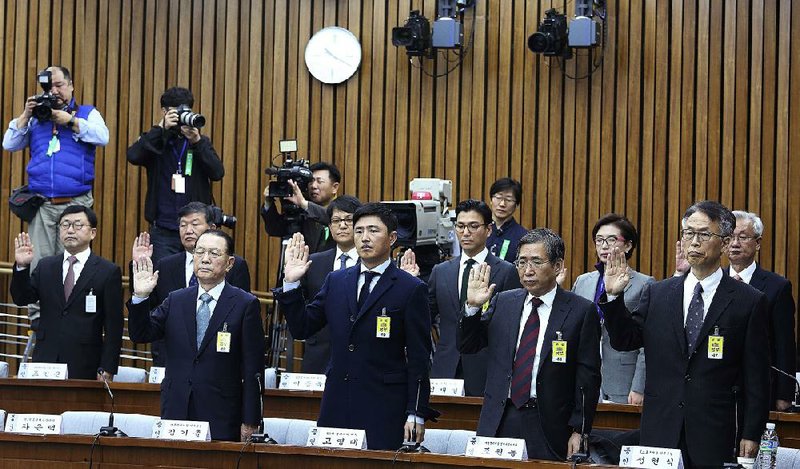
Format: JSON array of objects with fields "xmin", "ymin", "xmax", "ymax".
[{"xmin": 69, "ymin": 116, "xmax": 76, "ymax": 128}]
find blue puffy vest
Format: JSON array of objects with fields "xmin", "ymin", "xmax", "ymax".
[{"xmin": 27, "ymin": 105, "xmax": 96, "ymax": 198}]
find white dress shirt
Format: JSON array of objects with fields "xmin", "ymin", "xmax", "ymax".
[
  {"xmin": 514, "ymin": 286, "xmax": 557, "ymax": 399},
  {"xmin": 62, "ymin": 248, "xmax": 92, "ymax": 283},
  {"xmin": 333, "ymin": 246, "xmax": 359, "ymax": 271},
  {"xmin": 682, "ymin": 268, "xmax": 723, "ymax": 324},
  {"xmin": 196, "ymin": 281, "xmax": 226, "ymax": 318},
  {"xmin": 457, "ymin": 248, "xmax": 489, "ymax": 295},
  {"xmin": 729, "ymin": 261, "xmax": 757, "ymax": 284},
  {"xmin": 356, "ymin": 258, "xmax": 391, "ymax": 301}
]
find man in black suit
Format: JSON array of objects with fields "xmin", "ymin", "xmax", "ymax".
[
  {"xmin": 728, "ymin": 210, "xmax": 796, "ymax": 411},
  {"xmin": 458, "ymin": 228, "xmax": 601, "ymax": 461},
  {"xmin": 131, "ymin": 202, "xmax": 251, "ymax": 367},
  {"xmin": 128, "ymin": 229, "xmax": 265, "ymax": 441},
  {"xmin": 11, "ymin": 205, "xmax": 123, "ymax": 381},
  {"xmin": 429, "ymin": 199, "xmax": 521, "ymax": 396},
  {"xmin": 601, "ymin": 201, "xmax": 769, "ymax": 466},
  {"xmin": 298, "ymin": 195, "xmax": 361, "ymax": 373}
]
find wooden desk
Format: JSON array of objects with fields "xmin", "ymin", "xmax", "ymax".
[{"xmin": 0, "ymin": 433, "xmax": 618, "ymax": 468}]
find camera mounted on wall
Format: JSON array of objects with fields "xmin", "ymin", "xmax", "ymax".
[{"xmin": 33, "ymin": 70, "xmax": 68, "ymax": 122}]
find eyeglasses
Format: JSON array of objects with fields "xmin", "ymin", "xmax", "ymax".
[
  {"xmin": 193, "ymin": 248, "xmax": 226, "ymax": 259},
  {"xmin": 594, "ymin": 235, "xmax": 623, "ymax": 246},
  {"xmin": 455, "ymin": 223, "xmax": 487, "ymax": 233},
  {"xmin": 681, "ymin": 229, "xmax": 725, "ymax": 243},
  {"xmin": 513, "ymin": 258, "xmax": 550, "ymax": 270},
  {"xmin": 330, "ymin": 217, "xmax": 353, "ymax": 226},
  {"xmin": 491, "ymin": 194, "xmax": 517, "ymax": 205},
  {"xmin": 731, "ymin": 234, "xmax": 759, "ymax": 243},
  {"xmin": 179, "ymin": 222, "xmax": 206, "ymax": 230},
  {"xmin": 59, "ymin": 221, "xmax": 88, "ymax": 231}
]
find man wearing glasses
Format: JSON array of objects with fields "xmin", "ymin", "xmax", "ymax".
[
  {"xmin": 601, "ymin": 201, "xmax": 769, "ymax": 466},
  {"xmin": 727, "ymin": 211, "xmax": 795, "ymax": 411},
  {"xmin": 429, "ymin": 199, "xmax": 520, "ymax": 396},
  {"xmin": 11, "ymin": 205, "xmax": 123, "ymax": 381},
  {"xmin": 459, "ymin": 228, "xmax": 601, "ymax": 461},
  {"xmin": 128, "ymin": 229, "xmax": 265, "ymax": 442},
  {"xmin": 485, "ymin": 178, "xmax": 528, "ymax": 262}
]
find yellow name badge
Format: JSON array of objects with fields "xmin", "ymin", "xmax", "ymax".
[
  {"xmin": 708, "ymin": 335, "xmax": 724, "ymax": 360},
  {"xmin": 552, "ymin": 340, "xmax": 567, "ymax": 363},
  {"xmin": 217, "ymin": 323, "xmax": 231, "ymax": 353},
  {"xmin": 482, "ymin": 301, "xmax": 490, "ymax": 312},
  {"xmin": 376, "ymin": 308, "xmax": 391, "ymax": 339}
]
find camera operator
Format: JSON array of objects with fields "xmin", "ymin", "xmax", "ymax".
[
  {"xmin": 127, "ymin": 87, "xmax": 223, "ymax": 264},
  {"xmin": 261, "ymin": 161, "xmax": 339, "ymax": 253},
  {"xmin": 3, "ymin": 65, "xmax": 109, "ymax": 270}
]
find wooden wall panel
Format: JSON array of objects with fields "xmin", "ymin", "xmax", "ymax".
[{"xmin": 0, "ymin": 0, "xmax": 797, "ymax": 331}]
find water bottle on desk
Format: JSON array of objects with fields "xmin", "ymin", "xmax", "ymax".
[{"xmin": 755, "ymin": 422, "xmax": 778, "ymax": 469}]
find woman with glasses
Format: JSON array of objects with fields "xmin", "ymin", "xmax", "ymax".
[{"xmin": 571, "ymin": 214, "xmax": 654, "ymax": 405}]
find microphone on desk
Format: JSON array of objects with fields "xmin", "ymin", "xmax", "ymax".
[
  {"xmin": 249, "ymin": 372, "xmax": 276, "ymax": 444},
  {"xmin": 568, "ymin": 386, "xmax": 590, "ymax": 464},
  {"xmin": 397, "ymin": 379, "xmax": 430, "ymax": 454},
  {"xmin": 770, "ymin": 366, "xmax": 800, "ymax": 412},
  {"xmin": 97, "ymin": 368, "xmax": 127, "ymax": 437}
]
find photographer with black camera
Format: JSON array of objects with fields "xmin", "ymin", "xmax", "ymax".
[
  {"xmin": 127, "ymin": 87, "xmax": 224, "ymax": 264},
  {"xmin": 261, "ymin": 161, "xmax": 340, "ymax": 253},
  {"xmin": 3, "ymin": 66, "xmax": 109, "ymax": 271}
]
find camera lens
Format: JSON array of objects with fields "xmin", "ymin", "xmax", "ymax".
[
  {"xmin": 392, "ymin": 27, "xmax": 415, "ymax": 47},
  {"xmin": 33, "ymin": 104, "xmax": 52, "ymax": 121},
  {"xmin": 527, "ymin": 32, "xmax": 551, "ymax": 53}
]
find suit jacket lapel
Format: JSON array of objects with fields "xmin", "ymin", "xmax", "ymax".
[
  {"xmin": 198, "ymin": 284, "xmax": 234, "ymax": 355},
  {"xmin": 183, "ymin": 286, "xmax": 200, "ymax": 352},
  {"xmin": 749, "ymin": 264, "xmax": 767, "ymax": 291},
  {"xmin": 346, "ymin": 266, "xmax": 360, "ymax": 322},
  {"xmin": 690, "ymin": 275, "xmax": 734, "ymax": 355},
  {"xmin": 447, "ymin": 258, "xmax": 461, "ymax": 312},
  {"xmin": 669, "ymin": 276, "xmax": 689, "ymax": 355},
  {"xmin": 538, "ymin": 288, "xmax": 569, "ymax": 373},
  {"xmin": 356, "ymin": 263, "xmax": 397, "ymax": 321},
  {"xmin": 507, "ymin": 290, "xmax": 528, "ymax": 364},
  {"xmin": 65, "ymin": 254, "xmax": 100, "ymax": 309}
]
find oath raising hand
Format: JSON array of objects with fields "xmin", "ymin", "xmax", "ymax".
[
  {"xmin": 14, "ymin": 233, "xmax": 34, "ymax": 268},
  {"xmin": 466, "ymin": 262, "xmax": 495, "ymax": 307},
  {"xmin": 283, "ymin": 232, "xmax": 311, "ymax": 283},
  {"xmin": 603, "ymin": 247, "xmax": 631, "ymax": 296}
]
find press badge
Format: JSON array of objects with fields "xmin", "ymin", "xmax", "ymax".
[
  {"xmin": 85, "ymin": 289, "xmax": 97, "ymax": 313},
  {"xmin": 552, "ymin": 331, "xmax": 567, "ymax": 363},
  {"xmin": 46, "ymin": 136, "xmax": 60, "ymax": 156},
  {"xmin": 708, "ymin": 326, "xmax": 724, "ymax": 359},
  {"xmin": 217, "ymin": 323, "xmax": 231, "ymax": 353},
  {"xmin": 172, "ymin": 174, "xmax": 186, "ymax": 193},
  {"xmin": 376, "ymin": 308, "xmax": 391, "ymax": 339}
]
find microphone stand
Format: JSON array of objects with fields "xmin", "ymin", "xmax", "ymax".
[
  {"xmin": 569, "ymin": 386, "xmax": 590, "ymax": 464},
  {"xmin": 398, "ymin": 379, "xmax": 430, "ymax": 453},
  {"xmin": 249, "ymin": 373, "xmax": 277, "ymax": 444},
  {"xmin": 771, "ymin": 366, "xmax": 800, "ymax": 412},
  {"xmin": 97, "ymin": 368, "xmax": 127, "ymax": 437}
]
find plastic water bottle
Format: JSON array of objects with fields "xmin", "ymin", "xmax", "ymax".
[{"xmin": 755, "ymin": 422, "xmax": 779, "ymax": 469}]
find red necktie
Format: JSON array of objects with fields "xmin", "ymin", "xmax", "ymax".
[
  {"xmin": 510, "ymin": 297, "xmax": 544, "ymax": 408},
  {"xmin": 64, "ymin": 255, "xmax": 78, "ymax": 300}
]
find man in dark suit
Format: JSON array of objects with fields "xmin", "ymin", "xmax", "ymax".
[
  {"xmin": 458, "ymin": 228, "xmax": 601, "ymax": 461},
  {"xmin": 728, "ymin": 210, "xmax": 796, "ymax": 411},
  {"xmin": 11, "ymin": 205, "xmax": 123, "ymax": 381},
  {"xmin": 299, "ymin": 195, "xmax": 361, "ymax": 373},
  {"xmin": 128, "ymin": 229, "xmax": 265, "ymax": 442},
  {"xmin": 429, "ymin": 199, "xmax": 521, "ymax": 396},
  {"xmin": 130, "ymin": 202, "xmax": 251, "ymax": 366},
  {"xmin": 600, "ymin": 201, "xmax": 769, "ymax": 466},
  {"xmin": 274, "ymin": 203, "xmax": 437, "ymax": 450}
]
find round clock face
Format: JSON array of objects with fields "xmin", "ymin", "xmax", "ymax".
[{"xmin": 304, "ymin": 26, "xmax": 362, "ymax": 84}]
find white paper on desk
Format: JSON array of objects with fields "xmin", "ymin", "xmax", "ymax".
[
  {"xmin": 306, "ymin": 426, "xmax": 367, "ymax": 449},
  {"xmin": 430, "ymin": 378, "xmax": 465, "ymax": 396},
  {"xmin": 464, "ymin": 436, "xmax": 527, "ymax": 460},
  {"xmin": 620, "ymin": 445, "xmax": 684, "ymax": 469},
  {"xmin": 278, "ymin": 372, "xmax": 326, "ymax": 391},
  {"xmin": 151, "ymin": 419, "xmax": 211, "ymax": 441},
  {"xmin": 4, "ymin": 413, "xmax": 61, "ymax": 435},
  {"xmin": 148, "ymin": 366, "xmax": 166, "ymax": 384},
  {"xmin": 17, "ymin": 362, "xmax": 68, "ymax": 380}
]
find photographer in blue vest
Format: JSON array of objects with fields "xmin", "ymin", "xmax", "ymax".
[{"xmin": 3, "ymin": 65, "xmax": 109, "ymax": 271}]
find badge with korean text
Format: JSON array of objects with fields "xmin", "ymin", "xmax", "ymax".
[
  {"xmin": 217, "ymin": 322, "xmax": 231, "ymax": 353},
  {"xmin": 708, "ymin": 326, "xmax": 723, "ymax": 360},
  {"xmin": 552, "ymin": 331, "xmax": 567, "ymax": 363},
  {"xmin": 376, "ymin": 307, "xmax": 390, "ymax": 339}
]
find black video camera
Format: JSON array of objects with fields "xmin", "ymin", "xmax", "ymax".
[
  {"xmin": 209, "ymin": 205, "xmax": 236, "ymax": 229},
  {"xmin": 392, "ymin": 10, "xmax": 432, "ymax": 57},
  {"xmin": 528, "ymin": 9, "xmax": 570, "ymax": 58},
  {"xmin": 175, "ymin": 104, "xmax": 206, "ymax": 128},
  {"xmin": 33, "ymin": 71, "xmax": 66, "ymax": 122},
  {"xmin": 265, "ymin": 141, "xmax": 313, "ymax": 199}
]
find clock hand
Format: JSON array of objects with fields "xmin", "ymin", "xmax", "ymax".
[{"xmin": 323, "ymin": 48, "xmax": 353, "ymax": 68}]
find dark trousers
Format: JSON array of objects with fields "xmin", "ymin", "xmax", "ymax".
[
  {"xmin": 496, "ymin": 400, "xmax": 560, "ymax": 461},
  {"xmin": 149, "ymin": 224, "xmax": 184, "ymax": 266}
]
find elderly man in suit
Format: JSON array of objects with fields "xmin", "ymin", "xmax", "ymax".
[
  {"xmin": 572, "ymin": 214, "xmax": 654, "ymax": 404},
  {"xmin": 275, "ymin": 203, "xmax": 437, "ymax": 450},
  {"xmin": 428, "ymin": 199, "xmax": 521, "ymax": 396},
  {"xmin": 459, "ymin": 228, "xmax": 601, "ymax": 461},
  {"xmin": 600, "ymin": 201, "xmax": 769, "ymax": 466},
  {"xmin": 11, "ymin": 205, "xmax": 123, "ymax": 380},
  {"xmin": 727, "ymin": 210, "xmax": 796, "ymax": 411},
  {"xmin": 298, "ymin": 195, "xmax": 361, "ymax": 373},
  {"xmin": 128, "ymin": 229, "xmax": 265, "ymax": 442},
  {"xmin": 130, "ymin": 202, "xmax": 251, "ymax": 366}
]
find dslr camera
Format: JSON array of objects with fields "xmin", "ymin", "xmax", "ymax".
[
  {"xmin": 264, "ymin": 140, "xmax": 313, "ymax": 199},
  {"xmin": 32, "ymin": 71, "xmax": 67, "ymax": 122},
  {"xmin": 174, "ymin": 104, "xmax": 206, "ymax": 128},
  {"xmin": 209, "ymin": 205, "xmax": 236, "ymax": 229}
]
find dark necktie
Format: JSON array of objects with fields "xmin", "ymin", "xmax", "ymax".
[
  {"xmin": 357, "ymin": 271, "xmax": 379, "ymax": 310},
  {"xmin": 189, "ymin": 273, "xmax": 198, "ymax": 287},
  {"xmin": 685, "ymin": 282, "xmax": 705, "ymax": 350},
  {"xmin": 459, "ymin": 259, "xmax": 477, "ymax": 305},
  {"xmin": 64, "ymin": 255, "xmax": 78, "ymax": 300},
  {"xmin": 196, "ymin": 293, "xmax": 212, "ymax": 350},
  {"xmin": 593, "ymin": 275, "xmax": 606, "ymax": 321},
  {"xmin": 511, "ymin": 297, "xmax": 544, "ymax": 408},
  {"xmin": 339, "ymin": 253, "xmax": 349, "ymax": 271},
  {"xmin": 733, "ymin": 274, "xmax": 743, "ymax": 282}
]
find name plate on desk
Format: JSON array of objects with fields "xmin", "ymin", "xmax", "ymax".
[
  {"xmin": 465, "ymin": 436, "xmax": 527, "ymax": 460},
  {"xmin": 4, "ymin": 413, "xmax": 62, "ymax": 434},
  {"xmin": 148, "ymin": 366, "xmax": 166, "ymax": 384},
  {"xmin": 151, "ymin": 419, "xmax": 211, "ymax": 441},
  {"xmin": 279, "ymin": 372, "xmax": 326, "ymax": 391},
  {"xmin": 306, "ymin": 426, "xmax": 367, "ymax": 449},
  {"xmin": 430, "ymin": 378, "xmax": 465, "ymax": 396},
  {"xmin": 620, "ymin": 445, "xmax": 684, "ymax": 469},
  {"xmin": 17, "ymin": 363, "xmax": 68, "ymax": 380}
]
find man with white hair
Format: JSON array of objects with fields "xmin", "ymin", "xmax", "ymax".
[{"xmin": 728, "ymin": 210, "xmax": 796, "ymax": 411}]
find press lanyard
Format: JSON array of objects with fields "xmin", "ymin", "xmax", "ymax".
[{"xmin": 172, "ymin": 139, "xmax": 188, "ymax": 174}]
